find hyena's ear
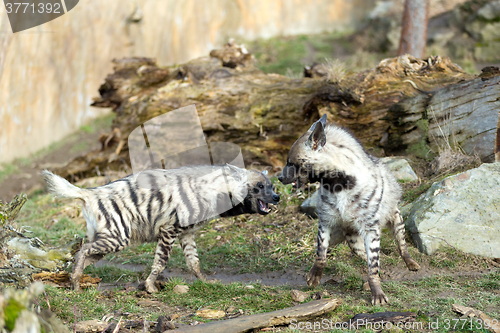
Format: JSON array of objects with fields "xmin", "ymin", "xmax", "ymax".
[
  {"xmin": 226, "ymin": 163, "xmax": 247, "ymax": 181},
  {"xmin": 306, "ymin": 121, "xmax": 326, "ymax": 151},
  {"xmin": 308, "ymin": 114, "xmax": 327, "ymax": 132},
  {"xmin": 261, "ymin": 170, "xmax": 268, "ymax": 176}
]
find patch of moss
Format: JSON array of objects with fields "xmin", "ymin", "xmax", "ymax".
[
  {"xmin": 406, "ymin": 119, "xmax": 433, "ymax": 160},
  {"xmin": 4, "ymin": 298, "xmax": 25, "ymax": 331}
]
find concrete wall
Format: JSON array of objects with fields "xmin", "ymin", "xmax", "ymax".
[{"xmin": 0, "ymin": 0, "xmax": 376, "ymax": 163}]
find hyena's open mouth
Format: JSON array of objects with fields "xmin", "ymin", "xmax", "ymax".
[{"xmin": 257, "ymin": 199, "xmax": 271, "ymax": 214}]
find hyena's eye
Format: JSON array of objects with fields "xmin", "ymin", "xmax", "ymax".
[{"xmin": 258, "ymin": 183, "xmax": 264, "ymax": 189}]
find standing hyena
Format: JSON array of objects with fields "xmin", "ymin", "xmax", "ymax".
[
  {"xmin": 278, "ymin": 114, "xmax": 420, "ymax": 304},
  {"xmin": 42, "ymin": 164, "xmax": 279, "ymax": 293}
]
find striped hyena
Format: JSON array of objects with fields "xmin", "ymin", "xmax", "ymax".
[
  {"xmin": 42, "ymin": 165, "xmax": 279, "ymax": 293},
  {"xmin": 278, "ymin": 114, "xmax": 420, "ymax": 305}
]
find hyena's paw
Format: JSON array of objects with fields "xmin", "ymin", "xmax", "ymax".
[
  {"xmin": 193, "ymin": 271, "xmax": 206, "ymax": 281},
  {"xmin": 406, "ymin": 259, "xmax": 421, "ymax": 271},
  {"xmin": 306, "ymin": 266, "xmax": 323, "ymax": 288},
  {"xmin": 144, "ymin": 281, "xmax": 159, "ymax": 294},
  {"xmin": 371, "ymin": 291, "xmax": 389, "ymax": 305}
]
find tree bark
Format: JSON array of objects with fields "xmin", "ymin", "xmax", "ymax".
[{"xmin": 398, "ymin": 0, "xmax": 430, "ymax": 58}]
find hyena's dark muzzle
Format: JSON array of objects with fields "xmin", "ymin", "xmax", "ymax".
[
  {"xmin": 278, "ymin": 163, "xmax": 309, "ymax": 189},
  {"xmin": 254, "ymin": 186, "xmax": 280, "ymax": 215},
  {"xmin": 278, "ymin": 164, "xmax": 296, "ymax": 185}
]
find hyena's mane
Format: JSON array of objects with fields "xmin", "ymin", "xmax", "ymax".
[{"xmin": 312, "ymin": 124, "xmax": 376, "ymax": 174}]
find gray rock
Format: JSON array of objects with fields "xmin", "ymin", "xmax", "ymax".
[
  {"xmin": 479, "ymin": 22, "xmax": 500, "ymax": 42},
  {"xmin": 428, "ymin": 29, "xmax": 456, "ymax": 48},
  {"xmin": 290, "ymin": 290, "xmax": 310, "ymax": 302},
  {"xmin": 368, "ymin": 1, "xmax": 396, "ymax": 19},
  {"xmin": 474, "ymin": 41, "xmax": 500, "ymax": 62},
  {"xmin": 380, "ymin": 157, "xmax": 419, "ymax": 182},
  {"xmin": 173, "ymin": 284, "xmax": 189, "ymax": 294},
  {"xmin": 478, "ymin": 1, "xmax": 500, "ymax": 21},
  {"xmin": 404, "ymin": 163, "xmax": 500, "ymax": 257}
]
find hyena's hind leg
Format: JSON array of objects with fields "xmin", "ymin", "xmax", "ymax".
[
  {"xmin": 72, "ymin": 236, "xmax": 129, "ymax": 291},
  {"xmin": 144, "ymin": 225, "xmax": 179, "ymax": 293},
  {"xmin": 179, "ymin": 231, "xmax": 205, "ymax": 281},
  {"xmin": 390, "ymin": 209, "xmax": 420, "ymax": 271}
]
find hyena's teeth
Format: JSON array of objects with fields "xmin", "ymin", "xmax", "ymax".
[{"xmin": 258, "ymin": 200, "xmax": 270, "ymax": 213}]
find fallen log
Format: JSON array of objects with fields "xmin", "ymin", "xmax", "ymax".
[
  {"xmin": 496, "ymin": 108, "xmax": 500, "ymax": 162},
  {"xmin": 387, "ymin": 66, "xmax": 500, "ymax": 161},
  {"xmin": 170, "ymin": 298, "xmax": 341, "ymax": 333},
  {"xmin": 57, "ymin": 44, "xmax": 485, "ymax": 180}
]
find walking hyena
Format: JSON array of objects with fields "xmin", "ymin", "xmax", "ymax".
[
  {"xmin": 42, "ymin": 164, "xmax": 279, "ymax": 293},
  {"xmin": 278, "ymin": 114, "xmax": 420, "ymax": 304}
]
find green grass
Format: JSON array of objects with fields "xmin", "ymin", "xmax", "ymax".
[
  {"xmin": 79, "ymin": 113, "xmax": 115, "ymax": 134},
  {"xmin": 246, "ymin": 32, "xmax": 388, "ymax": 83},
  {"xmin": 40, "ymin": 286, "xmax": 152, "ymax": 323},
  {"xmin": 18, "ymin": 188, "xmax": 500, "ymax": 318},
  {"xmin": 247, "ymin": 32, "xmax": 360, "ymax": 76},
  {"xmin": 10, "ymin": 185, "xmax": 499, "ymax": 332},
  {"xmin": 83, "ymin": 265, "xmax": 146, "ymax": 284},
  {"xmin": 159, "ymin": 280, "xmax": 294, "ymax": 315},
  {"xmin": 477, "ymin": 271, "xmax": 500, "ymax": 290},
  {"xmin": 69, "ymin": 141, "xmax": 89, "ymax": 153}
]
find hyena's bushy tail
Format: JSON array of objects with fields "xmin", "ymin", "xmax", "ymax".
[{"xmin": 41, "ymin": 170, "xmax": 85, "ymax": 199}]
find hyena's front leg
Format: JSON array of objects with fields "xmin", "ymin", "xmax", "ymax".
[
  {"xmin": 144, "ymin": 226, "xmax": 179, "ymax": 293},
  {"xmin": 391, "ymin": 210, "xmax": 420, "ymax": 271},
  {"xmin": 364, "ymin": 226, "xmax": 388, "ymax": 305},
  {"xmin": 179, "ymin": 231, "xmax": 205, "ymax": 281},
  {"xmin": 307, "ymin": 221, "xmax": 330, "ymax": 288},
  {"xmin": 307, "ymin": 220, "xmax": 345, "ymax": 287},
  {"xmin": 72, "ymin": 237, "xmax": 128, "ymax": 291}
]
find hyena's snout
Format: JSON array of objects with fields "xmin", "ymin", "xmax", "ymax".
[
  {"xmin": 278, "ymin": 165, "xmax": 296, "ymax": 185},
  {"xmin": 261, "ymin": 188, "xmax": 280, "ymax": 204}
]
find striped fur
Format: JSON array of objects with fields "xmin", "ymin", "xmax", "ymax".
[
  {"xmin": 278, "ymin": 114, "xmax": 420, "ymax": 305},
  {"xmin": 42, "ymin": 165, "xmax": 279, "ymax": 293}
]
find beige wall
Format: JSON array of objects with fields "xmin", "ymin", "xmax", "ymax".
[{"xmin": 0, "ymin": 0, "xmax": 375, "ymax": 163}]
